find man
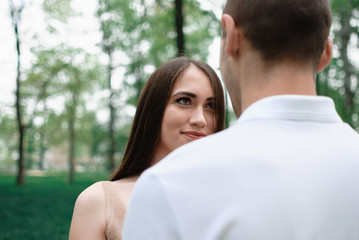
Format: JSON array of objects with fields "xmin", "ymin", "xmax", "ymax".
[{"xmin": 123, "ymin": 0, "xmax": 359, "ymax": 239}]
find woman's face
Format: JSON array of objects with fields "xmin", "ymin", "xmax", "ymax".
[{"xmin": 155, "ymin": 65, "xmax": 216, "ymax": 161}]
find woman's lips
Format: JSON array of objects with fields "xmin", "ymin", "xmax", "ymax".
[{"xmin": 182, "ymin": 131, "xmax": 207, "ymax": 140}]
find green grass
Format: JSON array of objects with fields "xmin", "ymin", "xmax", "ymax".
[{"xmin": 0, "ymin": 172, "xmax": 109, "ymax": 240}]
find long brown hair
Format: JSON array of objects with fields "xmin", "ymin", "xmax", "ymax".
[{"xmin": 111, "ymin": 57, "xmax": 225, "ymax": 180}]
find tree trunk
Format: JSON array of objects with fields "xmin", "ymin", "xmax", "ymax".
[
  {"xmin": 39, "ymin": 101, "xmax": 48, "ymax": 170},
  {"xmin": 68, "ymin": 96, "xmax": 77, "ymax": 184},
  {"xmin": 39, "ymin": 135, "xmax": 46, "ymax": 170},
  {"xmin": 175, "ymin": 0, "xmax": 185, "ymax": 56},
  {"xmin": 9, "ymin": 0, "xmax": 25, "ymax": 185},
  {"xmin": 16, "ymin": 37, "xmax": 25, "ymax": 185},
  {"xmin": 106, "ymin": 48, "xmax": 116, "ymax": 171},
  {"xmin": 69, "ymin": 119, "xmax": 75, "ymax": 183},
  {"xmin": 99, "ymin": 0, "xmax": 117, "ymax": 171}
]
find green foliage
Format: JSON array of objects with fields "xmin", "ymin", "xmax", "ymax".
[
  {"xmin": 184, "ymin": 0, "xmax": 220, "ymax": 61},
  {"xmin": 317, "ymin": 0, "xmax": 359, "ymax": 130},
  {"xmin": 145, "ymin": 1, "xmax": 177, "ymax": 66},
  {"xmin": 42, "ymin": 0, "xmax": 77, "ymax": 23},
  {"xmin": 76, "ymin": 111, "xmax": 109, "ymax": 161},
  {"xmin": 331, "ymin": 0, "xmax": 359, "ymax": 13},
  {"xmin": 19, "ymin": 45, "xmax": 108, "ymax": 170}
]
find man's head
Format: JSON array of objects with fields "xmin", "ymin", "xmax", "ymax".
[
  {"xmin": 219, "ymin": 0, "xmax": 333, "ymax": 116},
  {"xmin": 222, "ymin": 0, "xmax": 332, "ymax": 65}
]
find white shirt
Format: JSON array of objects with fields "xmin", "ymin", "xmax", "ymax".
[{"xmin": 123, "ymin": 95, "xmax": 359, "ymax": 240}]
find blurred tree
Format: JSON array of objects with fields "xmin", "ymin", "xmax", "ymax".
[
  {"xmin": 77, "ymin": 111, "xmax": 108, "ymax": 170},
  {"xmin": 54, "ymin": 48, "xmax": 104, "ymax": 183},
  {"xmin": 22, "ymin": 45, "xmax": 105, "ymax": 182},
  {"xmin": 9, "ymin": 0, "xmax": 26, "ymax": 185},
  {"xmin": 5, "ymin": 0, "xmax": 78, "ymax": 185},
  {"xmin": 97, "ymin": 0, "xmax": 122, "ymax": 171},
  {"xmin": 318, "ymin": 0, "xmax": 359, "ymax": 130},
  {"xmin": 40, "ymin": 0, "xmax": 108, "ymax": 181},
  {"xmin": 22, "ymin": 48, "xmax": 59, "ymax": 170}
]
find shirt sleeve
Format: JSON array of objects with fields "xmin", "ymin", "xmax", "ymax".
[{"xmin": 122, "ymin": 172, "xmax": 182, "ymax": 240}]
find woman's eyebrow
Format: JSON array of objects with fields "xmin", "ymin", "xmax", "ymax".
[
  {"xmin": 171, "ymin": 92, "xmax": 216, "ymax": 101},
  {"xmin": 172, "ymin": 91, "xmax": 196, "ymax": 98}
]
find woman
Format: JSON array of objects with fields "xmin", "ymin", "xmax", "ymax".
[{"xmin": 69, "ymin": 57, "xmax": 225, "ymax": 240}]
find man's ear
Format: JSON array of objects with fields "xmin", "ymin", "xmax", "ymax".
[
  {"xmin": 221, "ymin": 14, "xmax": 241, "ymax": 58},
  {"xmin": 316, "ymin": 37, "xmax": 333, "ymax": 72}
]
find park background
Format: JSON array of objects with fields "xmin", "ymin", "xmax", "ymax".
[{"xmin": 0, "ymin": 0, "xmax": 358, "ymax": 239}]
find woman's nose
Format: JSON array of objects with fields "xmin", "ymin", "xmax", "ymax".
[{"xmin": 189, "ymin": 107, "xmax": 207, "ymax": 128}]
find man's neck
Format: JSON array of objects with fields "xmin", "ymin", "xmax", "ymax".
[{"xmin": 238, "ymin": 54, "xmax": 317, "ymax": 113}]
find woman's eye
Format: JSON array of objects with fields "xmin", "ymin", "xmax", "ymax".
[
  {"xmin": 205, "ymin": 101, "xmax": 215, "ymax": 109},
  {"xmin": 176, "ymin": 97, "xmax": 191, "ymax": 105}
]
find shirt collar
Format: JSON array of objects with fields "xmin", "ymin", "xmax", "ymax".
[{"xmin": 237, "ymin": 95, "xmax": 343, "ymax": 124}]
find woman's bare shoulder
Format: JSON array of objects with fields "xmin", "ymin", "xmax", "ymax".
[
  {"xmin": 69, "ymin": 181, "xmax": 107, "ymax": 240},
  {"xmin": 76, "ymin": 181, "xmax": 106, "ymax": 206}
]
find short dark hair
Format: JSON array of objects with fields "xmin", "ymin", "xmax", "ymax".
[
  {"xmin": 111, "ymin": 57, "xmax": 225, "ymax": 180},
  {"xmin": 223, "ymin": 0, "xmax": 332, "ymax": 65}
]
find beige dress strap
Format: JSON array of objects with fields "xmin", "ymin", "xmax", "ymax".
[{"xmin": 101, "ymin": 181, "xmax": 126, "ymax": 240}]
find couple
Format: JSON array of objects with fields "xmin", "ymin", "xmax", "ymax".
[{"xmin": 71, "ymin": 0, "xmax": 359, "ymax": 239}]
